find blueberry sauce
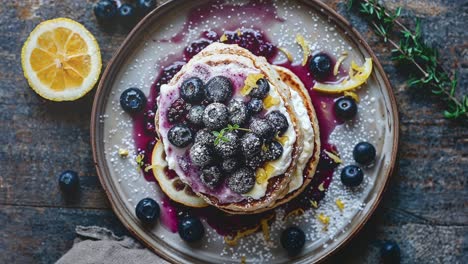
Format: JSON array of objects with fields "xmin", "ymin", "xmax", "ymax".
[{"xmin": 130, "ymin": 1, "xmax": 345, "ymax": 235}]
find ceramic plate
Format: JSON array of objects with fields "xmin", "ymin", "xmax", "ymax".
[{"xmin": 91, "ymin": 0, "xmax": 399, "ymax": 263}]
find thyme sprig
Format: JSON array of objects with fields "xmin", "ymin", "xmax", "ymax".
[
  {"xmin": 212, "ymin": 124, "xmax": 250, "ymax": 145},
  {"xmin": 348, "ymin": 0, "xmax": 467, "ymax": 119}
]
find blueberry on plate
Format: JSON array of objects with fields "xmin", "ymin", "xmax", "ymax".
[
  {"xmin": 205, "ymin": 76, "xmax": 233, "ymax": 102},
  {"xmin": 178, "ymin": 217, "xmax": 205, "ymax": 242},
  {"xmin": 228, "ymin": 99, "xmax": 249, "ymax": 125},
  {"xmin": 280, "ymin": 226, "xmax": 306, "ymax": 256},
  {"xmin": 94, "ymin": 0, "xmax": 118, "ymax": 22},
  {"xmin": 241, "ymin": 132, "xmax": 263, "ymax": 158},
  {"xmin": 340, "ymin": 165, "xmax": 364, "ymax": 187},
  {"xmin": 167, "ymin": 124, "xmax": 193, "ymax": 148},
  {"xmin": 221, "ymin": 158, "xmax": 240, "ymax": 173},
  {"xmin": 135, "ymin": 198, "xmax": 160, "ymax": 224},
  {"xmin": 309, "ymin": 53, "xmax": 332, "ymax": 81},
  {"xmin": 247, "ymin": 98, "xmax": 263, "ymax": 115},
  {"xmin": 334, "ymin": 96, "xmax": 357, "ymax": 120},
  {"xmin": 194, "ymin": 129, "xmax": 215, "ymax": 147},
  {"xmin": 167, "ymin": 98, "xmax": 191, "ymax": 124},
  {"xmin": 249, "ymin": 118, "xmax": 275, "ymax": 141},
  {"xmin": 187, "ymin": 105, "xmax": 205, "ymax": 126},
  {"xmin": 137, "ymin": 0, "xmax": 158, "ymax": 16},
  {"xmin": 265, "ymin": 110, "xmax": 289, "ymax": 135},
  {"xmin": 203, "ymin": 103, "xmax": 229, "ymax": 130},
  {"xmin": 214, "ymin": 131, "xmax": 239, "ymax": 158},
  {"xmin": 200, "ymin": 165, "xmax": 223, "ymax": 189},
  {"xmin": 58, "ymin": 170, "xmax": 80, "ymax": 193},
  {"xmin": 381, "ymin": 240, "xmax": 401, "ymax": 264},
  {"xmin": 118, "ymin": 3, "xmax": 136, "ymax": 24},
  {"xmin": 263, "ymin": 141, "xmax": 283, "ymax": 161},
  {"xmin": 245, "ymin": 154, "xmax": 265, "ymax": 169},
  {"xmin": 189, "ymin": 143, "xmax": 214, "ymax": 167},
  {"xmin": 227, "ymin": 167, "xmax": 256, "ymax": 194},
  {"xmin": 249, "ymin": 78, "xmax": 270, "ymax": 99},
  {"xmin": 353, "ymin": 142, "xmax": 376, "ymax": 165},
  {"xmin": 120, "ymin": 88, "xmax": 147, "ymax": 113},
  {"xmin": 180, "ymin": 77, "xmax": 205, "ymax": 103}
]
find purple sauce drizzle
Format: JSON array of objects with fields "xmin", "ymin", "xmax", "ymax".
[{"xmin": 129, "ymin": 0, "xmax": 345, "ymax": 235}]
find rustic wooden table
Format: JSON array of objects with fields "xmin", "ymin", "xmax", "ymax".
[{"xmin": 1, "ymin": 1, "xmax": 466, "ymax": 263}]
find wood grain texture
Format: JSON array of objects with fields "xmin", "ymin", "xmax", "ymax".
[{"xmin": 0, "ymin": 0, "xmax": 466, "ymax": 263}]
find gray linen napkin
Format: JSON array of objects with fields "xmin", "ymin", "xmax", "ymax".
[{"xmin": 56, "ymin": 226, "xmax": 169, "ymax": 264}]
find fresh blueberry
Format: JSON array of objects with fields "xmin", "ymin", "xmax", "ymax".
[
  {"xmin": 340, "ymin": 165, "xmax": 364, "ymax": 187},
  {"xmin": 263, "ymin": 141, "xmax": 283, "ymax": 161},
  {"xmin": 221, "ymin": 158, "xmax": 240, "ymax": 173},
  {"xmin": 58, "ymin": 170, "xmax": 80, "ymax": 193},
  {"xmin": 178, "ymin": 217, "xmax": 205, "ymax": 242},
  {"xmin": 228, "ymin": 99, "xmax": 249, "ymax": 125},
  {"xmin": 167, "ymin": 98, "xmax": 192, "ymax": 124},
  {"xmin": 245, "ymin": 155, "xmax": 265, "ymax": 169},
  {"xmin": 381, "ymin": 240, "xmax": 401, "ymax": 264},
  {"xmin": 334, "ymin": 96, "xmax": 357, "ymax": 120},
  {"xmin": 189, "ymin": 143, "xmax": 214, "ymax": 167},
  {"xmin": 187, "ymin": 105, "xmax": 205, "ymax": 126},
  {"xmin": 118, "ymin": 3, "xmax": 136, "ymax": 24},
  {"xmin": 266, "ymin": 111, "xmax": 289, "ymax": 135},
  {"xmin": 280, "ymin": 226, "xmax": 306, "ymax": 255},
  {"xmin": 353, "ymin": 142, "xmax": 376, "ymax": 165},
  {"xmin": 309, "ymin": 53, "xmax": 332, "ymax": 81},
  {"xmin": 203, "ymin": 103, "xmax": 229, "ymax": 130},
  {"xmin": 205, "ymin": 76, "xmax": 233, "ymax": 102},
  {"xmin": 136, "ymin": 0, "xmax": 157, "ymax": 16},
  {"xmin": 241, "ymin": 132, "xmax": 263, "ymax": 157},
  {"xmin": 247, "ymin": 98, "xmax": 263, "ymax": 115},
  {"xmin": 194, "ymin": 129, "xmax": 215, "ymax": 147},
  {"xmin": 214, "ymin": 131, "xmax": 239, "ymax": 159},
  {"xmin": 249, "ymin": 78, "xmax": 270, "ymax": 99},
  {"xmin": 180, "ymin": 77, "xmax": 205, "ymax": 103},
  {"xmin": 167, "ymin": 124, "xmax": 193, "ymax": 148},
  {"xmin": 200, "ymin": 165, "xmax": 223, "ymax": 189},
  {"xmin": 135, "ymin": 198, "xmax": 160, "ymax": 224},
  {"xmin": 249, "ymin": 118, "xmax": 275, "ymax": 141},
  {"xmin": 120, "ymin": 88, "xmax": 147, "ymax": 113},
  {"xmin": 94, "ymin": 0, "xmax": 117, "ymax": 22},
  {"xmin": 227, "ymin": 167, "xmax": 256, "ymax": 194}
]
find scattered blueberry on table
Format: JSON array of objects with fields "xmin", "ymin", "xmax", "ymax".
[
  {"xmin": 58, "ymin": 170, "xmax": 80, "ymax": 193},
  {"xmin": 340, "ymin": 165, "xmax": 364, "ymax": 187},
  {"xmin": 281, "ymin": 226, "xmax": 306, "ymax": 256},
  {"xmin": 353, "ymin": 142, "xmax": 376, "ymax": 165},
  {"xmin": 334, "ymin": 96, "xmax": 358, "ymax": 120},
  {"xmin": 135, "ymin": 198, "xmax": 160, "ymax": 224},
  {"xmin": 118, "ymin": 3, "xmax": 137, "ymax": 24},
  {"xmin": 137, "ymin": 0, "xmax": 158, "ymax": 16},
  {"xmin": 120, "ymin": 88, "xmax": 147, "ymax": 113},
  {"xmin": 94, "ymin": 0, "xmax": 118, "ymax": 22},
  {"xmin": 178, "ymin": 217, "xmax": 205, "ymax": 242}
]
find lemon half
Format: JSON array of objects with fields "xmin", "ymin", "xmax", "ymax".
[
  {"xmin": 313, "ymin": 58, "xmax": 373, "ymax": 94},
  {"xmin": 21, "ymin": 18, "xmax": 102, "ymax": 101}
]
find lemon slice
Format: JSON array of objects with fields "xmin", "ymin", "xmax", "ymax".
[
  {"xmin": 313, "ymin": 58, "xmax": 372, "ymax": 94},
  {"xmin": 151, "ymin": 141, "xmax": 208, "ymax": 208},
  {"xmin": 21, "ymin": 18, "xmax": 102, "ymax": 101}
]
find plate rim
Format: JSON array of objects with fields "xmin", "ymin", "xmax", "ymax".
[{"xmin": 90, "ymin": 0, "xmax": 400, "ymax": 263}]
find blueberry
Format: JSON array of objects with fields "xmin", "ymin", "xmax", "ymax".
[
  {"xmin": 178, "ymin": 217, "xmax": 205, "ymax": 242},
  {"xmin": 135, "ymin": 198, "xmax": 160, "ymax": 224},
  {"xmin": 249, "ymin": 78, "xmax": 270, "ymax": 99},
  {"xmin": 200, "ymin": 165, "xmax": 223, "ymax": 189},
  {"xmin": 266, "ymin": 111, "xmax": 289, "ymax": 135},
  {"xmin": 247, "ymin": 98, "xmax": 263, "ymax": 115},
  {"xmin": 241, "ymin": 132, "xmax": 263, "ymax": 157},
  {"xmin": 263, "ymin": 141, "xmax": 283, "ymax": 161},
  {"xmin": 227, "ymin": 167, "xmax": 256, "ymax": 194},
  {"xmin": 58, "ymin": 170, "xmax": 80, "ymax": 193},
  {"xmin": 245, "ymin": 155, "xmax": 265, "ymax": 169},
  {"xmin": 189, "ymin": 143, "xmax": 214, "ymax": 167},
  {"xmin": 194, "ymin": 129, "xmax": 215, "ymax": 147},
  {"xmin": 205, "ymin": 76, "xmax": 233, "ymax": 102},
  {"xmin": 93, "ymin": 0, "xmax": 117, "ymax": 22},
  {"xmin": 334, "ymin": 96, "xmax": 357, "ymax": 120},
  {"xmin": 221, "ymin": 158, "xmax": 240, "ymax": 173},
  {"xmin": 187, "ymin": 105, "xmax": 205, "ymax": 126},
  {"xmin": 167, "ymin": 98, "xmax": 191, "ymax": 124},
  {"xmin": 228, "ymin": 99, "xmax": 249, "ymax": 125},
  {"xmin": 120, "ymin": 88, "xmax": 147, "ymax": 113},
  {"xmin": 214, "ymin": 131, "xmax": 239, "ymax": 158},
  {"xmin": 381, "ymin": 240, "xmax": 401, "ymax": 264},
  {"xmin": 353, "ymin": 142, "xmax": 376, "ymax": 165},
  {"xmin": 340, "ymin": 165, "xmax": 364, "ymax": 187},
  {"xmin": 168, "ymin": 124, "xmax": 193, "ymax": 148},
  {"xmin": 136, "ymin": 0, "xmax": 157, "ymax": 16},
  {"xmin": 180, "ymin": 77, "xmax": 205, "ymax": 103},
  {"xmin": 249, "ymin": 118, "xmax": 275, "ymax": 141},
  {"xmin": 118, "ymin": 3, "xmax": 136, "ymax": 24},
  {"xmin": 280, "ymin": 226, "xmax": 306, "ymax": 255},
  {"xmin": 309, "ymin": 53, "xmax": 332, "ymax": 81},
  {"xmin": 203, "ymin": 103, "xmax": 229, "ymax": 130}
]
